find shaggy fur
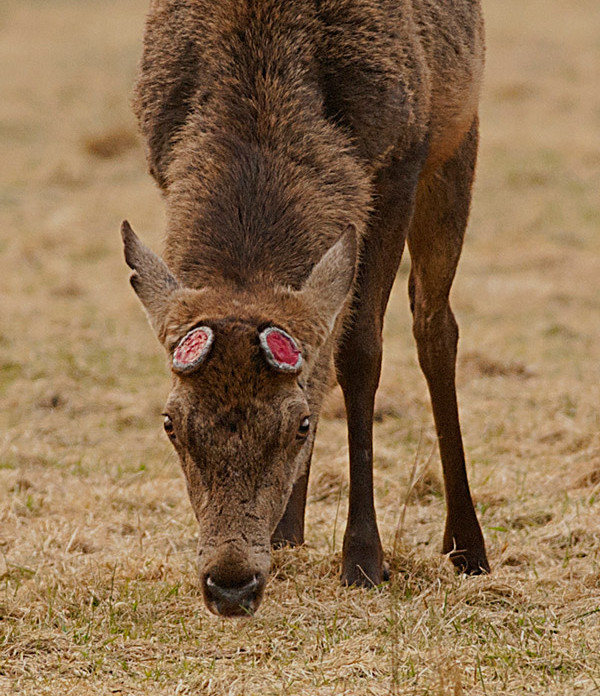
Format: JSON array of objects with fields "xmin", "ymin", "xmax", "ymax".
[{"xmin": 122, "ymin": 0, "xmax": 489, "ymax": 616}]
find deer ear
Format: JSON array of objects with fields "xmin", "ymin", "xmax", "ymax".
[
  {"xmin": 121, "ymin": 220, "xmax": 180, "ymax": 335},
  {"xmin": 299, "ymin": 227, "xmax": 357, "ymax": 332}
]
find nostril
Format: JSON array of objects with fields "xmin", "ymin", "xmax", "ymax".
[
  {"xmin": 204, "ymin": 574, "xmax": 262, "ymax": 617},
  {"xmin": 206, "ymin": 573, "xmax": 259, "ymax": 595}
]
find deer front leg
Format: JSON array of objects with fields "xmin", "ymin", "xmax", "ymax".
[
  {"xmin": 271, "ymin": 414, "xmax": 320, "ymax": 547},
  {"xmin": 336, "ymin": 315, "xmax": 386, "ymax": 586},
  {"xmin": 271, "ymin": 469, "xmax": 311, "ymax": 548},
  {"xmin": 335, "ymin": 147, "xmax": 426, "ymax": 586}
]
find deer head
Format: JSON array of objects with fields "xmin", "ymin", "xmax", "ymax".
[{"xmin": 121, "ymin": 221, "xmax": 356, "ymax": 616}]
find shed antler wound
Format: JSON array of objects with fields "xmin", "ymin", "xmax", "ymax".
[
  {"xmin": 259, "ymin": 327, "xmax": 303, "ymax": 373},
  {"xmin": 172, "ymin": 326, "xmax": 214, "ymax": 373}
]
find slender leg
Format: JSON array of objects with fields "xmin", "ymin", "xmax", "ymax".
[
  {"xmin": 336, "ymin": 310, "xmax": 386, "ymax": 586},
  {"xmin": 336, "ymin": 144, "xmax": 426, "ymax": 586},
  {"xmin": 271, "ymin": 410, "xmax": 322, "ymax": 547},
  {"xmin": 271, "ymin": 468, "xmax": 311, "ymax": 547},
  {"xmin": 407, "ymin": 119, "xmax": 489, "ymax": 574}
]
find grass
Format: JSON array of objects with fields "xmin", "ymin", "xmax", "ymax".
[{"xmin": 1, "ymin": 0, "xmax": 600, "ymax": 693}]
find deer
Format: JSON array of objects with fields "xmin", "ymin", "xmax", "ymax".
[{"xmin": 121, "ymin": 0, "xmax": 489, "ymax": 617}]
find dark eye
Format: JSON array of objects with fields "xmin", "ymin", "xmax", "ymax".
[
  {"xmin": 163, "ymin": 414, "xmax": 176, "ymax": 442},
  {"xmin": 297, "ymin": 416, "xmax": 310, "ymax": 439}
]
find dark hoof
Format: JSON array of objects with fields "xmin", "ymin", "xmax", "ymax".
[
  {"xmin": 271, "ymin": 524, "xmax": 303, "ymax": 549},
  {"xmin": 271, "ymin": 536, "xmax": 300, "ymax": 550},
  {"xmin": 342, "ymin": 566, "xmax": 383, "ymax": 587},
  {"xmin": 443, "ymin": 526, "xmax": 490, "ymax": 575},
  {"xmin": 341, "ymin": 554, "xmax": 388, "ymax": 587},
  {"xmin": 271, "ymin": 527, "xmax": 303, "ymax": 549},
  {"xmin": 448, "ymin": 548, "xmax": 490, "ymax": 575},
  {"xmin": 271, "ymin": 521, "xmax": 304, "ymax": 549},
  {"xmin": 341, "ymin": 530, "xmax": 386, "ymax": 587}
]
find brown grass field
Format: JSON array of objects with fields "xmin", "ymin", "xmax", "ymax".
[{"xmin": 1, "ymin": 1, "xmax": 600, "ymax": 693}]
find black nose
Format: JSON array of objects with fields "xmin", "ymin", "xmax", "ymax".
[{"xmin": 204, "ymin": 574, "xmax": 262, "ymax": 617}]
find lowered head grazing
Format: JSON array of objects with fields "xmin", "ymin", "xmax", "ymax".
[{"xmin": 122, "ymin": 221, "xmax": 356, "ymax": 616}]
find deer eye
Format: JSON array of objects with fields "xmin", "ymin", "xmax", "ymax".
[
  {"xmin": 163, "ymin": 414, "xmax": 176, "ymax": 441},
  {"xmin": 297, "ymin": 416, "xmax": 310, "ymax": 439}
]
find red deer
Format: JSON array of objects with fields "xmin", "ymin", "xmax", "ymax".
[{"xmin": 122, "ymin": 0, "xmax": 489, "ymax": 617}]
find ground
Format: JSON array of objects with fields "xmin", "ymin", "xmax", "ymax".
[{"xmin": 1, "ymin": 1, "xmax": 600, "ymax": 694}]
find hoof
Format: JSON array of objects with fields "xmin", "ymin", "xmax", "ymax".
[
  {"xmin": 447, "ymin": 548, "xmax": 490, "ymax": 575},
  {"xmin": 341, "ymin": 564, "xmax": 384, "ymax": 587},
  {"xmin": 271, "ymin": 523, "xmax": 303, "ymax": 549},
  {"xmin": 443, "ymin": 525, "xmax": 490, "ymax": 575},
  {"xmin": 341, "ymin": 553, "xmax": 388, "ymax": 587},
  {"xmin": 341, "ymin": 529, "xmax": 386, "ymax": 587},
  {"xmin": 271, "ymin": 536, "xmax": 300, "ymax": 550}
]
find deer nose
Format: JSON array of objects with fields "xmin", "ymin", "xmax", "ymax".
[{"xmin": 204, "ymin": 573, "xmax": 263, "ymax": 617}]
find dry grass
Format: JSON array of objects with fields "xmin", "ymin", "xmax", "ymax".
[{"xmin": 1, "ymin": 0, "xmax": 600, "ymax": 693}]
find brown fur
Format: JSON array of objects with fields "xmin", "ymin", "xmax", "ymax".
[{"xmin": 122, "ymin": 0, "xmax": 489, "ymax": 616}]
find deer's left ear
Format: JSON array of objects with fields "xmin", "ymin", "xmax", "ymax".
[
  {"xmin": 121, "ymin": 220, "xmax": 181, "ymax": 335},
  {"xmin": 297, "ymin": 227, "xmax": 357, "ymax": 332}
]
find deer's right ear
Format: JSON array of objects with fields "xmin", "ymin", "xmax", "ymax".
[
  {"xmin": 121, "ymin": 220, "xmax": 180, "ymax": 335},
  {"xmin": 298, "ymin": 227, "xmax": 358, "ymax": 333}
]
